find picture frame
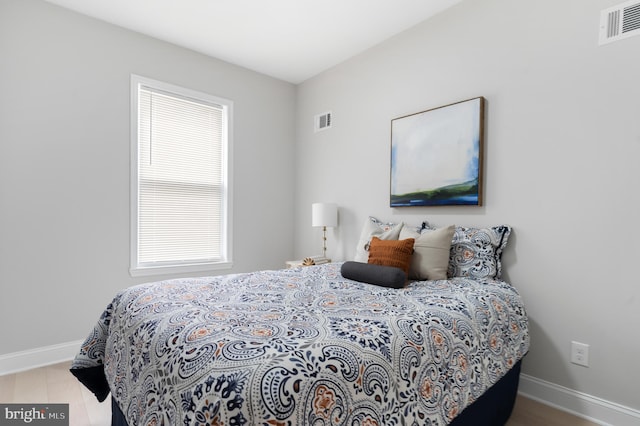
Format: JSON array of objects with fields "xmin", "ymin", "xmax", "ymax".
[{"xmin": 390, "ymin": 97, "xmax": 485, "ymax": 207}]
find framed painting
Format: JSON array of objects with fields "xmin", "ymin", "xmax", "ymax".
[{"xmin": 390, "ymin": 97, "xmax": 485, "ymax": 207}]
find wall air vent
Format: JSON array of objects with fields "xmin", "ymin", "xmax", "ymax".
[
  {"xmin": 599, "ymin": 0, "xmax": 640, "ymax": 45},
  {"xmin": 314, "ymin": 111, "xmax": 332, "ymax": 132}
]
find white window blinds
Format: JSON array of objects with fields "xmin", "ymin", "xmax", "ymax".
[{"xmin": 131, "ymin": 76, "xmax": 232, "ymax": 275}]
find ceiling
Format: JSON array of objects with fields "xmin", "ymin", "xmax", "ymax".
[{"xmin": 42, "ymin": 0, "xmax": 462, "ymax": 84}]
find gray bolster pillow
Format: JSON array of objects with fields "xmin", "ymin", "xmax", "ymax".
[{"xmin": 341, "ymin": 261, "xmax": 406, "ymax": 289}]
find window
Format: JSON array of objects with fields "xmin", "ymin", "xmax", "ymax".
[{"xmin": 130, "ymin": 75, "xmax": 233, "ymax": 276}]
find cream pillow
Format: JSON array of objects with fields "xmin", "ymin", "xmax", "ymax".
[
  {"xmin": 354, "ymin": 217, "xmax": 404, "ymax": 262},
  {"xmin": 400, "ymin": 225, "xmax": 455, "ymax": 280}
]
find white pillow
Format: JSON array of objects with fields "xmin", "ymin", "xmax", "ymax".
[
  {"xmin": 354, "ymin": 217, "xmax": 404, "ymax": 262},
  {"xmin": 400, "ymin": 225, "xmax": 455, "ymax": 280}
]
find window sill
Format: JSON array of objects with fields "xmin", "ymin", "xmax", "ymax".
[{"xmin": 130, "ymin": 261, "xmax": 233, "ymax": 277}]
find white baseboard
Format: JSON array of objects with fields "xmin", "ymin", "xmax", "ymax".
[
  {"xmin": 0, "ymin": 340, "xmax": 83, "ymax": 376},
  {"xmin": 519, "ymin": 373, "xmax": 640, "ymax": 426}
]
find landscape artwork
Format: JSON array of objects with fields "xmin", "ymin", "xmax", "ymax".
[{"xmin": 390, "ymin": 97, "xmax": 484, "ymax": 207}]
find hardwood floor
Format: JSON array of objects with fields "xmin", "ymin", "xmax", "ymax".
[
  {"xmin": 0, "ymin": 362, "xmax": 111, "ymax": 426},
  {"xmin": 0, "ymin": 362, "xmax": 600, "ymax": 426},
  {"xmin": 507, "ymin": 396, "xmax": 600, "ymax": 426}
]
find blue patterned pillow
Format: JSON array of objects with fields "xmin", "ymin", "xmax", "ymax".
[{"xmin": 447, "ymin": 225, "xmax": 511, "ymax": 279}]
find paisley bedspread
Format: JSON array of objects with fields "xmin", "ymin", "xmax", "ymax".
[{"xmin": 71, "ymin": 263, "xmax": 529, "ymax": 425}]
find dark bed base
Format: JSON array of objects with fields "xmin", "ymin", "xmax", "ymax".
[
  {"xmin": 111, "ymin": 360, "xmax": 521, "ymax": 426},
  {"xmin": 450, "ymin": 360, "xmax": 521, "ymax": 426},
  {"xmin": 111, "ymin": 398, "xmax": 127, "ymax": 426}
]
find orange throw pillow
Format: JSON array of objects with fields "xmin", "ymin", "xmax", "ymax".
[{"xmin": 367, "ymin": 237, "xmax": 415, "ymax": 278}]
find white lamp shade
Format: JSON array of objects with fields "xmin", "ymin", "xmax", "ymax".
[{"xmin": 312, "ymin": 203, "xmax": 338, "ymax": 228}]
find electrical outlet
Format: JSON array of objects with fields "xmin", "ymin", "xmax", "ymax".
[{"xmin": 571, "ymin": 341, "xmax": 590, "ymax": 367}]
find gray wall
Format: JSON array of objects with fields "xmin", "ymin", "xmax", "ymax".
[
  {"xmin": 0, "ymin": 0, "xmax": 296, "ymax": 354},
  {"xmin": 295, "ymin": 0, "xmax": 640, "ymax": 411}
]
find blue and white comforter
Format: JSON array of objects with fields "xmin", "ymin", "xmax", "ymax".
[{"xmin": 71, "ymin": 263, "xmax": 529, "ymax": 425}]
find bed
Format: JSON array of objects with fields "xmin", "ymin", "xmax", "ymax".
[{"xmin": 71, "ymin": 222, "xmax": 529, "ymax": 426}]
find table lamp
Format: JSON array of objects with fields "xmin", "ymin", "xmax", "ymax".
[{"xmin": 312, "ymin": 202, "xmax": 338, "ymax": 262}]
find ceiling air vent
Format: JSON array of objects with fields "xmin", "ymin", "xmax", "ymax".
[
  {"xmin": 314, "ymin": 111, "xmax": 332, "ymax": 132},
  {"xmin": 599, "ymin": 0, "xmax": 640, "ymax": 45}
]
